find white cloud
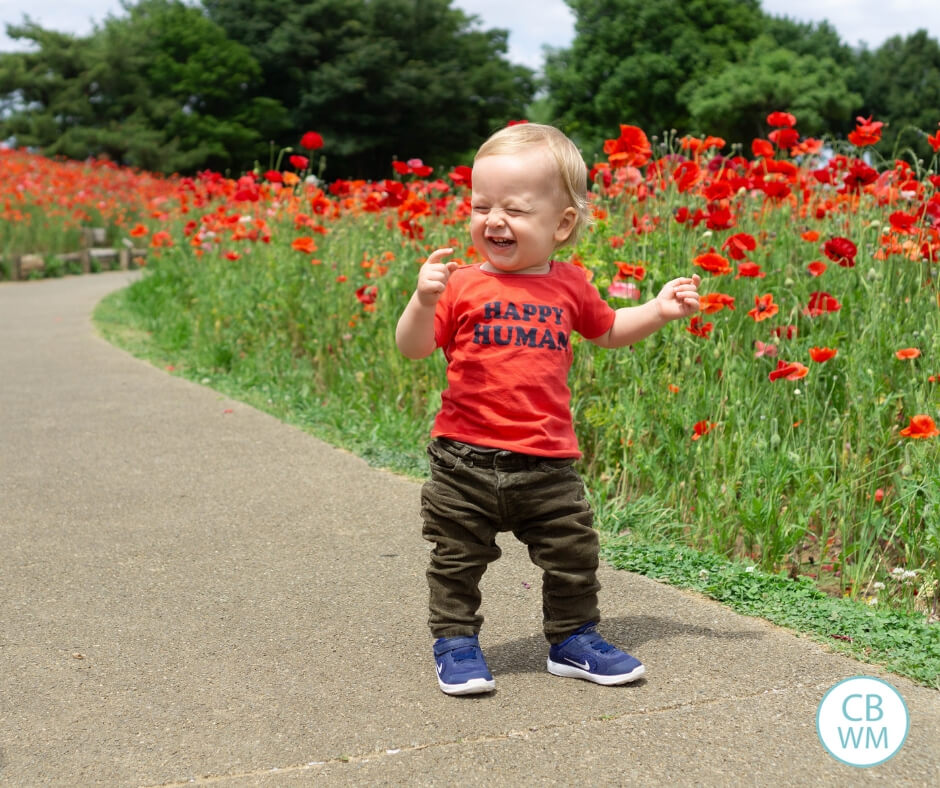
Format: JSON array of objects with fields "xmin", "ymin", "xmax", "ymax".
[
  {"xmin": 752, "ymin": 0, "xmax": 938, "ymax": 49},
  {"xmin": 452, "ymin": 0, "xmax": 575, "ymax": 69}
]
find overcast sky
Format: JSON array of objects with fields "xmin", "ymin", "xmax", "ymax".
[{"xmin": 1, "ymin": 0, "xmax": 938, "ymax": 68}]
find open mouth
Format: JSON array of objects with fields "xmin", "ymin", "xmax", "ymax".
[{"xmin": 487, "ymin": 237, "xmax": 515, "ymax": 248}]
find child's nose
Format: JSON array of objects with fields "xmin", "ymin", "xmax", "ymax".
[{"xmin": 486, "ymin": 211, "xmax": 506, "ymax": 227}]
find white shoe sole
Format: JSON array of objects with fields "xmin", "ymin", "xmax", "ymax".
[
  {"xmin": 547, "ymin": 658, "xmax": 646, "ymax": 685},
  {"xmin": 438, "ymin": 676, "xmax": 496, "ymax": 695}
]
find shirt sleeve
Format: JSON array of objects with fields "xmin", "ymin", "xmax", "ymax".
[{"xmin": 573, "ymin": 272, "xmax": 616, "ymax": 339}]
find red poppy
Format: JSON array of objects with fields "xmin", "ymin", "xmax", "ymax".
[
  {"xmin": 823, "ymin": 236, "xmax": 857, "ymax": 267},
  {"xmin": 928, "ymin": 123, "xmax": 940, "ymax": 153},
  {"xmin": 300, "ymin": 131, "xmax": 324, "ymax": 150},
  {"xmin": 693, "ymin": 252, "xmax": 731, "ymax": 275},
  {"xmin": 735, "ymin": 262, "xmax": 766, "ymax": 279},
  {"xmin": 702, "ymin": 135, "xmax": 726, "ymax": 151},
  {"xmin": 899, "ymin": 415, "xmax": 939, "ymax": 439},
  {"xmin": 767, "ymin": 111, "xmax": 797, "ymax": 128},
  {"xmin": 289, "ymin": 155, "xmax": 309, "ymax": 170},
  {"xmin": 691, "ymin": 420, "xmax": 717, "ymax": 441},
  {"xmin": 393, "ymin": 158, "xmax": 433, "ymax": 177},
  {"xmin": 355, "ymin": 284, "xmax": 378, "ymax": 309},
  {"xmin": 769, "ymin": 128, "xmax": 800, "ymax": 150},
  {"xmin": 704, "ymin": 181, "xmax": 734, "ymax": 201},
  {"xmin": 604, "ymin": 125, "xmax": 652, "ymax": 168},
  {"xmin": 748, "ymin": 293, "xmax": 779, "ymax": 322},
  {"xmin": 841, "ymin": 160, "xmax": 878, "ymax": 193},
  {"xmin": 769, "ymin": 360, "xmax": 809, "ymax": 381},
  {"xmin": 672, "ymin": 161, "xmax": 700, "ymax": 192},
  {"xmin": 895, "ymin": 347, "xmax": 921, "ymax": 360},
  {"xmin": 448, "ymin": 164, "xmax": 472, "ymax": 186},
  {"xmin": 129, "ymin": 223, "xmax": 148, "ymax": 237},
  {"xmin": 809, "ymin": 347, "xmax": 838, "ymax": 363},
  {"xmin": 686, "ymin": 316, "xmax": 714, "ymax": 338},
  {"xmin": 806, "ymin": 260, "xmax": 827, "ymax": 277},
  {"xmin": 699, "ymin": 293, "xmax": 735, "ymax": 313},
  {"xmin": 703, "ymin": 205, "xmax": 734, "ymax": 231},
  {"xmin": 804, "ymin": 292, "xmax": 841, "ymax": 317},
  {"xmin": 615, "ymin": 262, "xmax": 646, "ymax": 280},
  {"xmin": 751, "ymin": 138, "xmax": 775, "ymax": 158},
  {"xmin": 848, "ymin": 116, "xmax": 883, "ymax": 147},
  {"xmin": 801, "ymin": 230, "xmax": 820, "ymax": 242},
  {"xmin": 264, "ymin": 170, "xmax": 283, "ymax": 184},
  {"xmin": 589, "ymin": 162, "xmax": 612, "ymax": 187},
  {"xmin": 889, "ymin": 211, "xmax": 918, "ymax": 233},
  {"xmin": 291, "ymin": 236, "xmax": 317, "ymax": 253},
  {"xmin": 722, "ymin": 232, "xmax": 756, "ymax": 261}
]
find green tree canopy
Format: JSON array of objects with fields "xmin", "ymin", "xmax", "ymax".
[
  {"xmin": 544, "ymin": 0, "xmax": 765, "ymax": 159},
  {"xmin": 0, "ymin": 0, "xmax": 287, "ymax": 173},
  {"xmin": 202, "ymin": 0, "xmax": 536, "ymax": 178},
  {"xmin": 686, "ymin": 36, "xmax": 861, "ymax": 145},
  {"xmin": 852, "ymin": 30, "xmax": 940, "ymax": 162}
]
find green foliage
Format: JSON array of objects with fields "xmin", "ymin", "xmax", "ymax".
[
  {"xmin": 545, "ymin": 0, "xmax": 765, "ymax": 158},
  {"xmin": 202, "ymin": 0, "xmax": 536, "ymax": 178},
  {"xmin": 687, "ymin": 37, "xmax": 861, "ymax": 142},
  {"xmin": 852, "ymin": 30, "xmax": 940, "ymax": 163},
  {"xmin": 0, "ymin": 1, "xmax": 286, "ymax": 173},
  {"xmin": 545, "ymin": 1, "xmax": 939, "ymax": 161},
  {"xmin": 601, "ymin": 537, "xmax": 940, "ymax": 688}
]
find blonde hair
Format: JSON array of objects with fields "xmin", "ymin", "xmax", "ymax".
[{"xmin": 474, "ymin": 123, "xmax": 591, "ymax": 246}]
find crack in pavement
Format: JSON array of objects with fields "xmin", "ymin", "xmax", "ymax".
[{"xmin": 142, "ymin": 683, "xmax": 810, "ymax": 786}]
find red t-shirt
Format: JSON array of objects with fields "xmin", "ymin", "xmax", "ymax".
[{"xmin": 431, "ymin": 261, "xmax": 616, "ymax": 457}]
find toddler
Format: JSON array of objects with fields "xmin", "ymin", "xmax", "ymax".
[{"xmin": 396, "ymin": 123, "xmax": 700, "ymax": 695}]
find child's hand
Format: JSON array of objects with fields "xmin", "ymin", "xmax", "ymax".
[
  {"xmin": 655, "ymin": 274, "xmax": 701, "ymax": 321},
  {"xmin": 416, "ymin": 247, "xmax": 459, "ymax": 307}
]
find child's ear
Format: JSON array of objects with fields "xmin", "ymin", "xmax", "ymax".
[{"xmin": 554, "ymin": 207, "xmax": 578, "ymax": 244}]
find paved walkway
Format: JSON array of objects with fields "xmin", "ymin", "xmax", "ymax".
[{"xmin": 0, "ymin": 272, "xmax": 937, "ymax": 786}]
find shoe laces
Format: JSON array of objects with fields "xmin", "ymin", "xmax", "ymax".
[{"xmin": 581, "ymin": 629, "xmax": 616, "ymax": 654}]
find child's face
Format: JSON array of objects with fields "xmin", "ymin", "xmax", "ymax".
[{"xmin": 470, "ymin": 147, "xmax": 577, "ymax": 275}]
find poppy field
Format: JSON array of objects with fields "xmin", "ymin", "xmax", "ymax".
[{"xmin": 3, "ymin": 115, "xmax": 939, "ymax": 618}]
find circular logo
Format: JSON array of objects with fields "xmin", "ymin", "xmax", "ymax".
[{"xmin": 817, "ymin": 676, "xmax": 910, "ymax": 767}]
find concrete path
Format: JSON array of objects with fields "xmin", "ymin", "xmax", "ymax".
[{"xmin": 0, "ymin": 272, "xmax": 937, "ymax": 787}]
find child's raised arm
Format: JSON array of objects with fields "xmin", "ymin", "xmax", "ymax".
[
  {"xmin": 591, "ymin": 274, "xmax": 701, "ymax": 349},
  {"xmin": 395, "ymin": 248, "xmax": 459, "ymax": 359}
]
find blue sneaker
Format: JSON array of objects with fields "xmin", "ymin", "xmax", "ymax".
[
  {"xmin": 433, "ymin": 635, "xmax": 496, "ymax": 695},
  {"xmin": 547, "ymin": 623, "xmax": 645, "ymax": 685}
]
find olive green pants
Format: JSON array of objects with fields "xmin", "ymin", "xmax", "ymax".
[{"xmin": 420, "ymin": 438, "xmax": 601, "ymax": 644}]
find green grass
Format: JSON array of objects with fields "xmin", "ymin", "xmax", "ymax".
[
  {"xmin": 95, "ymin": 284, "xmax": 940, "ymax": 688},
  {"xmin": 601, "ymin": 536, "xmax": 939, "ymax": 688}
]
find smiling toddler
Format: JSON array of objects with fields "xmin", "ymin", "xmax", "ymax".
[{"xmin": 396, "ymin": 122, "xmax": 700, "ymax": 695}]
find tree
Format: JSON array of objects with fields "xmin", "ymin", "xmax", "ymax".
[
  {"xmin": 852, "ymin": 30, "xmax": 940, "ymax": 162},
  {"xmin": 544, "ymin": 0, "xmax": 765, "ymax": 160},
  {"xmin": 0, "ymin": 1, "xmax": 288, "ymax": 173},
  {"xmin": 202, "ymin": 0, "xmax": 536, "ymax": 178},
  {"xmin": 687, "ymin": 36, "xmax": 861, "ymax": 145}
]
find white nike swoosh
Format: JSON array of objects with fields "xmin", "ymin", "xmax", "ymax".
[
  {"xmin": 565, "ymin": 658, "xmax": 590, "ymax": 670},
  {"xmin": 437, "ymin": 662, "xmax": 444, "ymax": 675}
]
